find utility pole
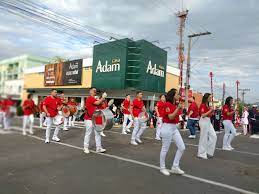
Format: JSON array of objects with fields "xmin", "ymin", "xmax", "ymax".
[
  {"xmin": 209, "ymin": 72, "xmax": 214, "ymax": 105},
  {"xmin": 184, "ymin": 31, "xmax": 211, "ymax": 108},
  {"xmin": 176, "ymin": 10, "xmax": 188, "ymax": 94},
  {"xmin": 236, "ymin": 80, "xmax": 240, "ymax": 106},
  {"xmin": 222, "ymin": 83, "xmax": 226, "ymax": 106},
  {"xmin": 239, "ymin": 88, "xmax": 250, "ymax": 104}
]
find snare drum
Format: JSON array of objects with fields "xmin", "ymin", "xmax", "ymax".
[
  {"xmin": 53, "ymin": 114, "xmax": 64, "ymax": 126},
  {"xmin": 92, "ymin": 108, "xmax": 114, "ymax": 132},
  {"xmin": 62, "ymin": 106, "xmax": 70, "ymax": 117}
]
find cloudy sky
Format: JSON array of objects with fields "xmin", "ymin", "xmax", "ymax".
[{"xmin": 0, "ymin": 0, "xmax": 258, "ymax": 102}]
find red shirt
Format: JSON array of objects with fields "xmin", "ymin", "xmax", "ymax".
[
  {"xmin": 188, "ymin": 102, "xmax": 199, "ymax": 119},
  {"xmin": 222, "ymin": 105, "xmax": 233, "ymax": 120},
  {"xmin": 23, "ymin": 99, "xmax": 35, "ymax": 115},
  {"xmin": 3, "ymin": 99, "xmax": 15, "ymax": 112},
  {"xmin": 132, "ymin": 98, "xmax": 144, "ymax": 117},
  {"xmin": 43, "ymin": 96, "xmax": 59, "ymax": 117},
  {"xmin": 122, "ymin": 99, "xmax": 131, "ymax": 114},
  {"xmin": 199, "ymin": 103, "xmax": 212, "ymax": 118},
  {"xmin": 97, "ymin": 100, "xmax": 108, "ymax": 110},
  {"xmin": 84, "ymin": 96, "xmax": 97, "ymax": 120},
  {"xmin": 67, "ymin": 101, "xmax": 78, "ymax": 107},
  {"xmin": 163, "ymin": 102, "xmax": 180, "ymax": 124},
  {"xmin": 156, "ymin": 100, "xmax": 166, "ymax": 118},
  {"xmin": 39, "ymin": 101, "xmax": 44, "ymax": 112}
]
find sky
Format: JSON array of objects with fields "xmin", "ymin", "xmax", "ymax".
[{"xmin": 0, "ymin": 0, "xmax": 258, "ymax": 103}]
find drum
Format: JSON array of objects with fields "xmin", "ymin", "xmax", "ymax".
[
  {"xmin": 92, "ymin": 108, "xmax": 114, "ymax": 132},
  {"xmin": 62, "ymin": 106, "xmax": 70, "ymax": 117},
  {"xmin": 68, "ymin": 105, "xmax": 78, "ymax": 116},
  {"xmin": 138, "ymin": 112, "xmax": 149, "ymax": 123},
  {"xmin": 53, "ymin": 114, "xmax": 64, "ymax": 126}
]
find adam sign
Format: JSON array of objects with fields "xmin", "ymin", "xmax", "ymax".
[
  {"xmin": 146, "ymin": 60, "xmax": 165, "ymax": 77},
  {"xmin": 96, "ymin": 59, "xmax": 121, "ymax": 73}
]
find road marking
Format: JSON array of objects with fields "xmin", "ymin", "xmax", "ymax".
[{"xmin": 8, "ymin": 127, "xmax": 259, "ymax": 194}]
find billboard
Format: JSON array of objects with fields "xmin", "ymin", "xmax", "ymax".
[{"xmin": 44, "ymin": 59, "xmax": 83, "ymax": 86}]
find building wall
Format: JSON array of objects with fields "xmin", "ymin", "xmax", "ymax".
[{"xmin": 165, "ymin": 73, "xmax": 179, "ymax": 92}]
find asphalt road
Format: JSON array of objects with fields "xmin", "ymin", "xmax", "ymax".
[{"xmin": 0, "ymin": 117, "xmax": 259, "ymax": 194}]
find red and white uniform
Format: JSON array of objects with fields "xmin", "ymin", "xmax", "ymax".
[
  {"xmin": 67, "ymin": 100, "xmax": 78, "ymax": 127},
  {"xmin": 222, "ymin": 105, "xmax": 236, "ymax": 149},
  {"xmin": 155, "ymin": 100, "xmax": 166, "ymax": 140},
  {"xmin": 132, "ymin": 98, "xmax": 144, "ymax": 118},
  {"xmin": 198, "ymin": 103, "xmax": 217, "ymax": 159},
  {"xmin": 122, "ymin": 99, "xmax": 133, "ymax": 134},
  {"xmin": 188, "ymin": 102, "xmax": 199, "ymax": 120},
  {"xmin": 3, "ymin": 99, "xmax": 15, "ymax": 113},
  {"xmin": 2, "ymin": 99, "xmax": 15, "ymax": 130},
  {"xmin": 22, "ymin": 99, "xmax": 35, "ymax": 135},
  {"xmin": 160, "ymin": 102, "xmax": 185, "ymax": 170}
]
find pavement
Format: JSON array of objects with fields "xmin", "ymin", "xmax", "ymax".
[{"xmin": 0, "ymin": 117, "xmax": 259, "ymax": 194}]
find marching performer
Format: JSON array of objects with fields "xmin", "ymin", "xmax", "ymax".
[
  {"xmin": 130, "ymin": 91, "xmax": 147, "ymax": 145},
  {"xmin": 159, "ymin": 88, "xmax": 185, "ymax": 176},
  {"xmin": 67, "ymin": 97, "xmax": 78, "ymax": 127},
  {"xmin": 121, "ymin": 94, "xmax": 133, "ymax": 134},
  {"xmin": 97, "ymin": 94, "xmax": 108, "ymax": 137},
  {"xmin": 58, "ymin": 91, "xmax": 69, "ymax": 131},
  {"xmin": 154, "ymin": 94, "xmax": 166, "ymax": 140},
  {"xmin": 39, "ymin": 97, "xmax": 46, "ymax": 128},
  {"xmin": 222, "ymin": 96, "xmax": 237, "ymax": 150},
  {"xmin": 43, "ymin": 89, "xmax": 62, "ymax": 143},
  {"xmin": 197, "ymin": 93, "xmax": 217, "ymax": 159},
  {"xmin": 187, "ymin": 96, "xmax": 199, "ymax": 139},
  {"xmin": 22, "ymin": 94, "xmax": 35, "ymax": 135},
  {"xmin": 3, "ymin": 96, "xmax": 15, "ymax": 130},
  {"xmin": 83, "ymin": 87, "xmax": 106, "ymax": 154}
]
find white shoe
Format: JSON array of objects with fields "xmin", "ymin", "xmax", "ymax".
[
  {"xmin": 52, "ymin": 136, "xmax": 60, "ymax": 142},
  {"xmin": 197, "ymin": 155, "xmax": 208, "ymax": 160},
  {"xmin": 100, "ymin": 132, "xmax": 106, "ymax": 137},
  {"xmin": 222, "ymin": 146, "xmax": 231, "ymax": 151},
  {"xmin": 122, "ymin": 131, "xmax": 127, "ymax": 135},
  {"xmin": 228, "ymin": 145, "xmax": 234, "ymax": 150},
  {"xmin": 136, "ymin": 138, "xmax": 143, "ymax": 144},
  {"xmin": 84, "ymin": 148, "xmax": 90, "ymax": 154},
  {"xmin": 160, "ymin": 169, "xmax": 170, "ymax": 176},
  {"xmin": 45, "ymin": 139, "xmax": 50, "ymax": 144},
  {"xmin": 171, "ymin": 166, "xmax": 185, "ymax": 175},
  {"xmin": 188, "ymin": 135, "xmax": 196, "ymax": 139},
  {"xmin": 29, "ymin": 130, "xmax": 34, "ymax": 135},
  {"xmin": 131, "ymin": 140, "xmax": 138, "ymax": 145},
  {"xmin": 63, "ymin": 128, "xmax": 69, "ymax": 131},
  {"xmin": 155, "ymin": 137, "xmax": 161, "ymax": 141},
  {"xmin": 22, "ymin": 131, "xmax": 27, "ymax": 136},
  {"xmin": 126, "ymin": 129, "xmax": 131, "ymax": 133},
  {"xmin": 96, "ymin": 148, "xmax": 106, "ymax": 153}
]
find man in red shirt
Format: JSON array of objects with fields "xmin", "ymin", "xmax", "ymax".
[
  {"xmin": 187, "ymin": 96, "xmax": 199, "ymax": 139},
  {"xmin": 43, "ymin": 89, "xmax": 62, "ymax": 143},
  {"xmin": 68, "ymin": 97, "xmax": 78, "ymax": 127},
  {"xmin": 22, "ymin": 94, "xmax": 35, "ymax": 135},
  {"xmin": 3, "ymin": 96, "xmax": 15, "ymax": 130},
  {"xmin": 121, "ymin": 94, "xmax": 133, "ymax": 134},
  {"xmin": 155, "ymin": 94, "xmax": 166, "ymax": 140},
  {"xmin": 130, "ymin": 91, "xmax": 146, "ymax": 145},
  {"xmin": 83, "ymin": 87, "xmax": 106, "ymax": 154}
]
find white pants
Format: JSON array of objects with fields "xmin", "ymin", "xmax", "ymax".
[
  {"xmin": 122, "ymin": 114, "xmax": 133, "ymax": 132},
  {"xmin": 63, "ymin": 117, "xmax": 68, "ymax": 129},
  {"xmin": 156, "ymin": 117, "xmax": 163, "ymax": 139},
  {"xmin": 69, "ymin": 116, "xmax": 76, "ymax": 126},
  {"xmin": 3, "ymin": 114, "xmax": 11, "ymax": 130},
  {"xmin": 242, "ymin": 124, "xmax": 248, "ymax": 135},
  {"xmin": 45, "ymin": 117, "xmax": 61, "ymax": 140},
  {"xmin": 160, "ymin": 123, "xmax": 185, "ymax": 169},
  {"xmin": 39, "ymin": 112, "xmax": 46, "ymax": 127},
  {"xmin": 83, "ymin": 120, "xmax": 102, "ymax": 149},
  {"xmin": 198, "ymin": 117, "xmax": 217, "ymax": 157},
  {"xmin": 223, "ymin": 120, "xmax": 237, "ymax": 148},
  {"xmin": 131, "ymin": 118, "xmax": 147, "ymax": 141},
  {"xmin": 23, "ymin": 114, "xmax": 34, "ymax": 133}
]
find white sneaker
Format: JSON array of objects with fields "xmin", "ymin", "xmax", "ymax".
[
  {"xmin": 84, "ymin": 148, "xmax": 90, "ymax": 154},
  {"xmin": 100, "ymin": 132, "xmax": 106, "ymax": 137},
  {"xmin": 22, "ymin": 131, "xmax": 27, "ymax": 136},
  {"xmin": 188, "ymin": 135, "xmax": 196, "ymax": 139},
  {"xmin": 160, "ymin": 169, "xmax": 170, "ymax": 176},
  {"xmin": 52, "ymin": 136, "xmax": 60, "ymax": 142},
  {"xmin": 126, "ymin": 129, "xmax": 131, "ymax": 133},
  {"xmin": 155, "ymin": 137, "xmax": 161, "ymax": 141},
  {"xmin": 136, "ymin": 138, "xmax": 143, "ymax": 144},
  {"xmin": 222, "ymin": 146, "xmax": 231, "ymax": 151},
  {"xmin": 63, "ymin": 128, "xmax": 69, "ymax": 131},
  {"xmin": 171, "ymin": 166, "xmax": 185, "ymax": 175},
  {"xmin": 197, "ymin": 155, "xmax": 208, "ymax": 160},
  {"xmin": 96, "ymin": 148, "xmax": 106, "ymax": 153},
  {"xmin": 122, "ymin": 131, "xmax": 127, "ymax": 135},
  {"xmin": 45, "ymin": 139, "xmax": 50, "ymax": 144},
  {"xmin": 29, "ymin": 130, "xmax": 34, "ymax": 135},
  {"xmin": 228, "ymin": 146, "xmax": 234, "ymax": 150},
  {"xmin": 131, "ymin": 140, "xmax": 138, "ymax": 145}
]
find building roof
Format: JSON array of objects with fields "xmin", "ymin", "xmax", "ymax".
[{"xmin": 0, "ymin": 54, "xmax": 49, "ymax": 64}]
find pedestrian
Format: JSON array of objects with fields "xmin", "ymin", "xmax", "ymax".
[
  {"xmin": 222, "ymin": 96, "xmax": 237, "ymax": 151},
  {"xmin": 83, "ymin": 87, "xmax": 106, "ymax": 154},
  {"xmin": 197, "ymin": 93, "xmax": 217, "ymax": 159},
  {"xmin": 159, "ymin": 88, "xmax": 185, "ymax": 176},
  {"xmin": 131, "ymin": 91, "xmax": 147, "ymax": 145},
  {"xmin": 42, "ymin": 89, "xmax": 62, "ymax": 143},
  {"xmin": 22, "ymin": 94, "xmax": 35, "ymax": 135},
  {"xmin": 154, "ymin": 94, "xmax": 166, "ymax": 140},
  {"xmin": 121, "ymin": 94, "xmax": 133, "ymax": 134},
  {"xmin": 187, "ymin": 96, "xmax": 199, "ymax": 139},
  {"xmin": 242, "ymin": 107, "xmax": 249, "ymax": 135}
]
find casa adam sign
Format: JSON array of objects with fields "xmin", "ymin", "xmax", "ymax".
[
  {"xmin": 95, "ymin": 59, "xmax": 121, "ymax": 73},
  {"xmin": 146, "ymin": 60, "xmax": 165, "ymax": 78}
]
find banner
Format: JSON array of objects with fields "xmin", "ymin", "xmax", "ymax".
[{"xmin": 44, "ymin": 59, "xmax": 83, "ymax": 86}]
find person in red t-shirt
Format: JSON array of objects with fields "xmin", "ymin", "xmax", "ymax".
[
  {"xmin": 43, "ymin": 89, "xmax": 62, "ymax": 143},
  {"xmin": 222, "ymin": 96, "xmax": 237, "ymax": 151},
  {"xmin": 83, "ymin": 87, "xmax": 107, "ymax": 154},
  {"xmin": 3, "ymin": 96, "xmax": 15, "ymax": 130},
  {"xmin": 58, "ymin": 91, "xmax": 70, "ymax": 131},
  {"xmin": 155, "ymin": 94, "xmax": 166, "ymax": 140},
  {"xmin": 159, "ymin": 88, "xmax": 185, "ymax": 176},
  {"xmin": 130, "ymin": 91, "xmax": 146, "ymax": 145},
  {"xmin": 67, "ymin": 97, "xmax": 78, "ymax": 127},
  {"xmin": 187, "ymin": 96, "xmax": 199, "ymax": 139},
  {"xmin": 197, "ymin": 93, "xmax": 217, "ymax": 160},
  {"xmin": 121, "ymin": 94, "xmax": 133, "ymax": 134},
  {"xmin": 22, "ymin": 94, "xmax": 35, "ymax": 135},
  {"xmin": 0, "ymin": 96, "xmax": 4, "ymax": 128}
]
